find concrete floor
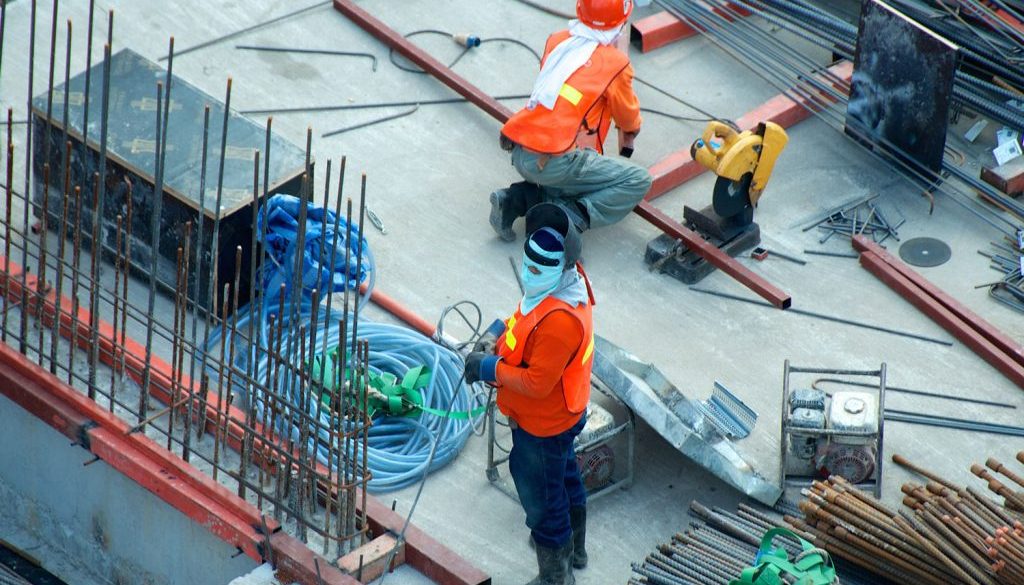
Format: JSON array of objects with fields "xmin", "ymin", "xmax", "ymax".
[{"xmin": 2, "ymin": 0, "xmax": 1024, "ymax": 584}]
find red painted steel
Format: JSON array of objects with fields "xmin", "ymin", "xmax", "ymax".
[
  {"xmin": 853, "ymin": 235, "xmax": 1024, "ymax": 368},
  {"xmin": 0, "ymin": 256, "xmax": 489, "ymax": 585},
  {"xmin": 857, "ymin": 250, "xmax": 1024, "ymax": 388},
  {"xmin": 333, "ymin": 0, "xmax": 513, "ymax": 122},
  {"xmin": 333, "ymin": 0, "xmax": 791, "ymax": 310},
  {"xmin": 635, "ymin": 202, "xmax": 791, "ymax": 308},
  {"xmin": 0, "ymin": 341, "xmax": 359, "ymax": 584},
  {"xmin": 646, "ymin": 60, "xmax": 854, "ymax": 201},
  {"xmin": 630, "ymin": 11, "xmax": 700, "ymax": 52},
  {"xmin": 630, "ymin": 5, "xmax": 750, "ymax": 53}
]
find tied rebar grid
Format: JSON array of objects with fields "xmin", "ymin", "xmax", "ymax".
[{"xmin": 0, "ymin": 2, "xmax": 373, "ymax": 561}]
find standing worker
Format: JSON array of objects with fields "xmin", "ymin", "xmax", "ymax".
[
  {"xmin": 466, "ymin": 203, "xmax": 596, "ymax": 585},
  {"xmin": 490, "ymin": 0, "xmax": 653, "ymax": 241}
]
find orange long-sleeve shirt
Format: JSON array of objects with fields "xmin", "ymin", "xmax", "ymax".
[
  {"xmin": 495, "ymin": 310, "xmax": 585, "ymax": 437},
  {"xmin": 576, "ymin": 56, "xmax": 643, "ymax": 153}
]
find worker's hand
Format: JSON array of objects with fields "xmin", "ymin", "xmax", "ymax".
[
  {"xmin": 464, "ymin": 352, "xmax": 500, "ymax": 385},
  {"xmin": 619, "ymin": 128, "xmax": 639, "ymax": 158},
  {"xmin": 472, "ymin": 319, "xmax": 506, "ymax": 353},
  {"xmin": 622, "ymin": 129, "xmax": 639, "ymax": 147}
]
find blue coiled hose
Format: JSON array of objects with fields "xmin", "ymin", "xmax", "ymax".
[{"xmin": 204, "ymin": 194, "xmax": 480, "ymax": 492}]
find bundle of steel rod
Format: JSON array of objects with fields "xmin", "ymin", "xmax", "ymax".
[
  {"xmin": 785, "ymin": 455, "xmax": 1024, "ymax": 585},
  {"xmin": 655, "ymin": 0, "xmax": 1024, "ymax": 241},
  {"xmin": 628, "ymin": 500, "xmax": 887, "ymax": 585},
  {"xmin": 0, "ymin": 0, "xmax": 378, "ymax": 561},
  {"xmin": 979, "ymin": 240, "xmax": 1024, "ymax": 312}
]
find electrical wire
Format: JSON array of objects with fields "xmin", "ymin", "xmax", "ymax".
[
  {"xmin": 388, "ymin": 29, "xmax": 541, "ymax": 74},
  {"xmin": 390, "ymin": 28, "xmax": 734, "ymax": 127}
]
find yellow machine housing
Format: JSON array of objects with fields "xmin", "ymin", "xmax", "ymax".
[{"xmin": 691, "ymin": 121, "xmax": 789, "ymax": 206}]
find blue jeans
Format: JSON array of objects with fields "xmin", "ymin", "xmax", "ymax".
[
  {"xmin": 508, "ymin": 415, "xmax": 588, "ymax": 549},
  {"xmin": 511, "ymin": 145, "xmax": 652, "ymax": 228}
]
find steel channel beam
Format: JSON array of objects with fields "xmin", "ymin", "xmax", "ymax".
[
  {"xmin": 0, "ymin": 255, "xmax": 489, "ymax": 585},
  {"xmin": 0, "ymin": 340, "xmax": 361, "ymax": 584},
  {"xmin": 857, "ymin": 250, "xmax": 1024, "ymax": 388},
  {"xmin": 630, "ymin": 5, "xmax": 749, "ymax": 53},
  {"xmin": 333, "ymin": 0, "xmax": 791, "ymax": 310},
  {"xmin": 853, "ymin": 235, "xmax": 1024, "ymax": 368}
]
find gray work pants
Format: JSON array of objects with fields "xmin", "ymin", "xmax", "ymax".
[{"xmin": 511, "ymin": 145, "xmax": 653, "ymax": 229}]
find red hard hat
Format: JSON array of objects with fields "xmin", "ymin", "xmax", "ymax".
[{"xmin": 576, "ymin": 0, "xmax": 633, "ymax": 30}]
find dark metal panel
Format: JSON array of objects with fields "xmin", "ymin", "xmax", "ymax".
[{"xmin": 846, "ymin": 0, "xmax": 959, "ymax": 177}]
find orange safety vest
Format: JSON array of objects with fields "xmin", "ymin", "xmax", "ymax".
[
  {"xmin": 501, "ymin": 30, "xmax": 630, "ymax": 155},
  {"xmin": 495, "ymin": 275, "xmax": 596, "ymax": 435}
]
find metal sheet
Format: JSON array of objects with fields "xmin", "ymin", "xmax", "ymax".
[
  {"xmin": 846, "ymin": 0, "xmax": 959, "ymax": 176},
  {"xmin": 591, "ymin": 335, "xmax": 783, "ymax": 505}
]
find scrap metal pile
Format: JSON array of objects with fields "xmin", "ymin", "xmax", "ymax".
[{"xmin": 785, "ymin": 456, "xmax": 1024, "ymax": 585}]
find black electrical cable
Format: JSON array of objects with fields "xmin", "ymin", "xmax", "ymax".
[{"xmin": 388, "ymin": 29, "xmax": 541, "ymax": 74}]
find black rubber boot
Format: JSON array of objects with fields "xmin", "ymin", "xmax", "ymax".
[
  {"xmin": 490, "ymin": 182, "xmax": 541, "ymax": 241},
  {"xmin": 525, "ymin": 541, "xmax": 575, "ymax": 585},
  {"xmin": 569, "ymin": 506, "xmax": 587, "ymax": 569}
]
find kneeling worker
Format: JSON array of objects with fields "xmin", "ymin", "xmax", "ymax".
[
  {"xmin": 466, "ymin": 203, "xmax": 596, "ymax": 585},
  {"xmin": 491, "ymin": 0, "xmax": 653, "ymax": 241}
]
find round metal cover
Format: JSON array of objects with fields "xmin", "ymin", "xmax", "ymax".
[{"xmin": 899, "ymin": 237, "xmax": 951, "ymax": 267}]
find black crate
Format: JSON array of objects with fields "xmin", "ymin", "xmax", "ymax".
[{"xmin": 31, "ymin": 49, "xmax": 307, "ymax": 311}]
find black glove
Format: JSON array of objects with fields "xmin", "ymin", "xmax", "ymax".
[{"xmin": 464, "ymin": 352, "xmax": 500, "ymax": 385}]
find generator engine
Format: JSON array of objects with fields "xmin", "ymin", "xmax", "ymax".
[{"xmin": 785, "ymin": 389, "xmax": 879, "ymax": 484}]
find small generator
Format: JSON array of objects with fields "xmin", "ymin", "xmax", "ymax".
[{"xmin": 779, "ymin": 361, "xmax": 887, "ymax": 498}]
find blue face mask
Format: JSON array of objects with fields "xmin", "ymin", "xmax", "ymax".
[{"xmin": 520, "ymin": 230, "xmax": 565, "ymax": 315}]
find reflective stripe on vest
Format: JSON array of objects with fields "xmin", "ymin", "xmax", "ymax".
[
  {"xmin": 496, "ymin": 295, "xmax": 594, "ymax": 414},
  {"xmin": 501, "ymin": 31, "xmax": 629, "ymax": 155}
]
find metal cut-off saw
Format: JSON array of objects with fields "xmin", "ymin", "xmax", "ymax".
[{"xmin": 645, "ymin": 121, "xmax": 789, "ymax": 283}]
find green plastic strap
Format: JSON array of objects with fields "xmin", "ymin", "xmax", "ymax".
[
  {"xmin": 729, "ymin": 528, "xmax": 837, "ymax": 585},
  {"xmin": 311, "ymin": 348, "xmax": 485, "ymax": 419}
]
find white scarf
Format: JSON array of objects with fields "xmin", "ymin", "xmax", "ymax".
[{"xmin": 527, "ymin": 20, "xmax": 623, "ymax": 111}]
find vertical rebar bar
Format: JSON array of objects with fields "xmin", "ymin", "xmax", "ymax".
[
  {"xmin": 138, "ymin": 79, "xmax": 162, "ymax": 422},
  {"xmin": 20, "ymin": 0, "xmax": 38, "ymax": 356},
  {"xmin": 213, "ymin": 282, "xmax": 230, "ymax": 481},
  {"xmin": 109, "ymin": 213, "xmax": 122, "ymax": 413},
  {"xmin": 168, "ymin": 247, "xmax": 183, "ymax": 450},
  {"xmin": 68, "ymin": 184, "xmax": 82, "ymax": 385},
  {"xmin": 37, "ymin": 165, "xmax": 49, "ymax": 367}
]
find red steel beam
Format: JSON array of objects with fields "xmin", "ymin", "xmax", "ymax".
[
  {"xmin": 334, "ymin": 0, "xmax": 791, "ymax": 309},
  {"xmin": 0, "ymin": 257, "xmax": 490, "ymax": 585},
  {"xmin": 646, "ymin": 60, "xmax": 854, "ymax": 201},
  {"xmin": 630, "ymin": 5, "xmax": 749, "ymax": 53},
  {"xmin": 853, "ymin": 235, "xmax": 1024, "ymax": 368},
  {"xmin": 634, "ymin": 202, "xmax": 791, "ymax": 307},
  {"xmin": 333, "ymin": 0, "xmax": 513, "ymax": 122},
  {"xmin": 0, "ymin": 340, "xmax": 358, "ymax": 585},
  {"xmin": 857, "ymin": 250, "xmax": 1024, "ymax": 388},
  {"xmin": 631, "ymin": 11, "xmax": 699, "ymax": 53}
]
